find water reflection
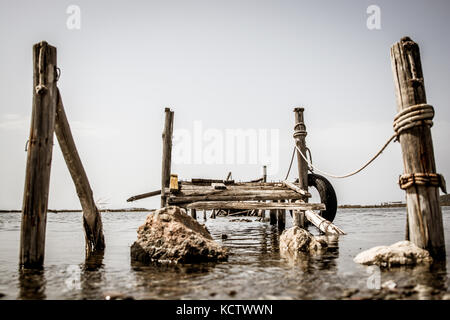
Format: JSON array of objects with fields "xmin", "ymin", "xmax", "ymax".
[
  {"xmin": 130, "ymin": 259, "xmax": 218, "ymax": 299},
  {"xmin": 18, "ymin": 268, "xmax": 46, "ymax": 300},
  {"xmin": 80, "ymin": 250, "xmax": 105, "ymax": 299}
]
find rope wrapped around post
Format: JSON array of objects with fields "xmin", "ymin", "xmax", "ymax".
[{"xmin": 288, "ymin": 103, "xmax": 445, "ymax": 184}]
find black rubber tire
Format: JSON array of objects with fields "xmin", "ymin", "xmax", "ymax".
[{"xmin": 307, "ymin": 173, "xmax": 338, "ymax": 222}]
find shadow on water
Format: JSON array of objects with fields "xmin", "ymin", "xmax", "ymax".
[
  {"xmin": 130, "ymin": 259, "xmax": 219, "ymax": 299},
  {"xmin": 18, "ymin": 268, "xmax": 46, "ymax": 300}
]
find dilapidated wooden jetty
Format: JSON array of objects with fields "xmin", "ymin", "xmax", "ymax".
[
  {"xmin": 127, "ymin": 107, "xmax": 344, "ymax": 235},
  {"xmin": 18, "ymin": 36, "xmax": 447, "ymax": 271}
]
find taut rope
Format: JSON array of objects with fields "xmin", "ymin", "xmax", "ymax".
[{"xmin": 288, "ymin": 103, "xmax": 439, "ymax": 182}]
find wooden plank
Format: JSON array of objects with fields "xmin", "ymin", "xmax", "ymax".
[
  {"xmin": 54, "ymin": 90, "xmax": 105, "ymax": 253},
  {"xmin": 390, "ymin": 37, "xmax": 445, "ymax": 258},
  {"xmin": 282, "ymin": 180, "xmax": 311, "ymax": 197},
  {"xmin": 305, "ymin": 210, "xmax": 345, "ymax": 235},
  {"xmin": 168, "ymin": 189, "xmax": 307, "ymax": 204},
  {"xmin": 160, "ymin": 108, "xmax": 174, "ymax": 207},
  {"xmin": 169, "ymin": 174, "xmax": 178, "ymax": 191},
  {"xmin": 186, "ymin": 201, "xmax": 325, "ymax": 211},
  {"xmin": 127, "ymin": 189, "xmax": 161, "ymax": 202},
  {"xmin": 20, "ymin": 42, "xmax": 58, "ymax": 269},
  {"xmin": 212, "ymin": 182, "xmax": 226, "ymax": 190}
]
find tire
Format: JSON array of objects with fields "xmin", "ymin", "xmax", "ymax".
[{"xmin": 307, "ymin": 173, "xmax": 338, "ymax": 222}]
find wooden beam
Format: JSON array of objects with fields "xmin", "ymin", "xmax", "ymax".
[
  {"xmin": 305, "ymin": 210, "xmax": 345, "ymax": 235},
  {"xmin": 390, "ymin": 37, "xmax": 445, "ymax": 258},
  {"xmin": 282, "ymin": 180, "xmax": 311, "ymax": 197},
  {"xmin": 20, "ymin": 42, "xmax": 58, "ymax": 269},
  {"xmin": 160, "ymin": 108, "xmax": 174, "ymax": 207},
  {"xmin": 212, "ymin": 182, "xmax": 226, "ymax": 190},
  {"xmin": 168, "ymin": 189, "xmax": 307, "ymax": 204},
  {"xmin": 127, "ymin": 189, "xmax": 161, "ymax": 202},
  {"xmin": 54, "ymin": 90, "xmax": 105, "ymax": 253},
  {"xmin": 186, "ymin": 201, "xmax": 325, "ymax": 211}
]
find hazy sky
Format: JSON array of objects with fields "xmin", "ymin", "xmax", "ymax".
[{"xmin": 1, "ymin": 0, "xmax": 449, "ymax": 209}]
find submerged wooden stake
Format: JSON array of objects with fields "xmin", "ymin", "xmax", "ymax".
[
  {"xmin": 390, "ymin": 37, "xmax": 446, "ymax": 258},
  {"xmin": 161, "ymin": 108, "xmax": 174, "ymax": 207},
  {"xmin": 20, "ymin": 42, "xmax": 58, "ymax": 268},
  {"xmin": 54, "ymin": 90, "xmax": 105, "ymax": 253}
]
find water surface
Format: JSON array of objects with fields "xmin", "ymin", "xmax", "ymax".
[{"xmin": 0, "ymin": 207, "xmax": 449, "ymax": 299}]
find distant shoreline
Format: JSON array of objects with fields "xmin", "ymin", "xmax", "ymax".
[
  {"xmin": 0, "ymin": 208, "xmax": 156, "ymax": 213},
  {"xmin": 2, "ymin": 203, "xmax": 450, "ymax": 213}
]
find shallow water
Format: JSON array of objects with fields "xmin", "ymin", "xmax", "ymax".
[{"xmin": 0, "ymin": 207, "xmax": 449, "ymax": 300}]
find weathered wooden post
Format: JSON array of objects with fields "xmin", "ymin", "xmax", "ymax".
[
  {"xmin": 161, "ymin": 108, "xmax": 174, "ymax": 207},
  {"xmin": 293, "ymin": 107, "xmax": 307, "ymax": 228},
  {"xmin": 277, "ymin": 200, "xmax": 286, "ymax": 230},
  {"xmin": 20, "ymin": 42, "xmax": 58, "ymax": 268},
  {"xmin": 54, "ymin": 90, "xmax": 105, "ymax": 252},
  {"xmin": 259, "ymin": 165, "xmax": 267, "ymax": 219},
  {"xmin": 390, "ymin": 37, "xmax": 446, "ymax": 258},
  {"xmin": 269, "ymin": 206, "xmax": 277, "ymax": 225},
  {"xmin": 191, "ymin": 209, "xmax": 197, "ymax": 219}
]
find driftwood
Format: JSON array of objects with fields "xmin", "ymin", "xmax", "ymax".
[{"xmin": 185, "ymin": 201, "xmax": 325, "ymax": 211}]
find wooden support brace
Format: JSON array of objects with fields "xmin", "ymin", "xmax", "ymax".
[{"xmin": 54, "ymin": 90, "xmax": 105, "ymax": 253}]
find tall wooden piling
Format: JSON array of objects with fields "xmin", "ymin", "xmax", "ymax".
[
  {"xmin": 20, "ymin": 42, "xmax": 58, "ymax": 268},
  {"xmin": 277, "ymin": 200, "xmax": 286, "ymax": 230},
  {"xmin": 161, "ymin": 108, "xmax": 174, "ymax": 207},
  {"xmin": 390, "ymin": 37, "xmax": 446, "ymax": 258},
  {"xmin": 293, "ymin": 107, "xmax": 307, "ymax": 228},
  {"xmin": 259, "ymin": 165, "xmax": 267, "ymax": 219},
  {"xmin": 54, "ymin": 90, "xmax": 105, "ymax": 252}
]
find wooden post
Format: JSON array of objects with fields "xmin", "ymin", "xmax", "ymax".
[
  {"xmin": 191, "ymin": 209, "xmax": 197, "ymax": 219},
  {"xmin": 161, "ymin": 108, "xmax": 174, "ymax": 207},
  {"xmin": 390, "ymin": 37, "xmax": 446, "ymax": 258},
  {"xmin": 203, "ymin": 210, "xmax": 207, "ymax": 220},
  {"xmin": 277, "ymin": 200, "xmax": 286, "ymax": 230},
  {"xmin": 259, "ymin": 165, "xmax": 267, "ymax": 219},
  {"xmin": 293, "ymin": 107, "xmax": 307, "ymax": 228},
  {"xmin": 20, "ymin": 42, "xmax": 58, "ymax": 269},
  {"xmin": 54, "ymin": 90, "xmax": 105, "ymax": 253},
  {"xmin": 269, "ymin": 206, "xmax": 277, "ymax": 225}
]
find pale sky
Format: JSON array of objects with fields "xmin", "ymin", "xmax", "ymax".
[{"xmin": 1, "ymin": 0, "xmax": 449, "ymax": 209}]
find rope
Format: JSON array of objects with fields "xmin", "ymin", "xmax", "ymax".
[
  {"xmin": 399, "ymin": 173, "xmax": 446, "ymax": 193},
  {"xmin": 292, "ymin": 103, "xmax": 435, "ymax": 179},
  {"xmin": 284, "ymin": 147, "xmax": 296, "ymax": 180}
]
